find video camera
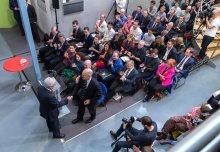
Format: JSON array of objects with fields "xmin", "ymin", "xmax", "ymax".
[
  {"xmin": 122, "ymin": 116, "xmax": 140, "ymax": 128},
  {"xmin": 198, "ymin": 0, "xmax": 216, "ymax": 24}
]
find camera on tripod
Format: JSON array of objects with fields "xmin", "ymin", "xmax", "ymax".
[
  {"xmin": 199, "ymin": 1, "xmax": 215, "ymax": 24},
  {"xmin": 122, "ymin": 116, "xmax": 138, "ymax": 128}
]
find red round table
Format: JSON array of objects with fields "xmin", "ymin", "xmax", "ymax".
[{"xmin": 3, "ymin": 56, "xmax": 31, "ymax": 92}]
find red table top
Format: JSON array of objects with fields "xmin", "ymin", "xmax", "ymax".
[{"xmin": 3, "ymin": 56, "xmax": 29, "ymax": 72}]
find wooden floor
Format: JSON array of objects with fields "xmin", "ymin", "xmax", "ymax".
[{"xmin": 194, "ymin": 7, "xmax": 220, "ymax": 59}]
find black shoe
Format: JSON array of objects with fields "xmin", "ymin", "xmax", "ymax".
[
  {"xmin": 85, "ymin": 117, "xmax": 95, "ymax": 124},
  {"xmin": 72, "ymin": 118, "xmax": 83, "ymax": 124},
  {"xmin": 53, "ymin": 133, "xmax": 65, "ymax": 139},
  {"xmin": 142, "ymin": 96, "xmax": 150, "ymax": 102},
  {"xmin": 110, "ymin": 130, "xmax": 117, "ymax": 140}
]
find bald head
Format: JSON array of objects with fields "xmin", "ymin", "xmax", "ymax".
[
  {"xmin": 84, "ymin": 60, "xmax": 92, "ymax": 69},
  {"xmin": 82, "ymin": 68, "xmax": 93, "ymax": 80}
]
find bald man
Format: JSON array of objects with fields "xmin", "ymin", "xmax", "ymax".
[
  {"xmin": 72, "ymin": 69, "xmax": 102, "ymax": 124},
  {"xmin": 38, "ymin": 77, "xmax": 73, "ymax": 139}
]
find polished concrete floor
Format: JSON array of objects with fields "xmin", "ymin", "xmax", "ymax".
[{"xmin": 1, "ymin": 30, "xmax": 220, "ymax": 152}]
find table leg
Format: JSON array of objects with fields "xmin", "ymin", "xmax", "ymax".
[{"xmin": 15, "ymin": 70, "xmax": 31, "ymax": 92}]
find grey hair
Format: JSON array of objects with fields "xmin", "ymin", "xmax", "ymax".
[
  {"xmin": 44, "ymin": 77, "xmax": 56, "ymax": 88},
  {"xmin": 83, "ymin": 68, "xmax": 93, "ymax": 77}
]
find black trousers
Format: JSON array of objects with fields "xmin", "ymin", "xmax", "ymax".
[
  {"xmin": 30, "ymin": 22, "xmax": 41, "ymax": 43},
  {"xmin": 199, "ymin": 35, "xmax": 214, "ymax": 58},
  {"xmin": 46, "ymin": 117, "xmax": 60, "ymax": 137},
  {"xmin": 54, "ymin": 62, "xmax": 66, "ymax": 74},
  {"xmin": 146, "ymin": 78, "xmax": 166, "ymax": 100},
  {"xmin": 112, "ymin": 124, "xmax": 140, "ymax": 152},
  {"xmin": 77, "ymin": 98, "xmax": 96, "ymax": 120}
]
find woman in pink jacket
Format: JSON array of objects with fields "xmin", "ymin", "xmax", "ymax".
[{"xmin": 143, "ymin": 59, "xmax": 176, "ymax": 102}]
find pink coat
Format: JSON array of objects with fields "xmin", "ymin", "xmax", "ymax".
[{"xmin": 154, "ymin": 63, "xmax": 175, "ymax": 86}]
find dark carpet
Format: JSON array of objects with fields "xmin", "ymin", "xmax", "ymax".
[{"xmin": 1, "ymin": 27, "xmax": 146, "ymax": 141}]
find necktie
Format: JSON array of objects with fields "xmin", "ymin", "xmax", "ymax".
[
  {"xmin": 177, "ymin": 56, "xmax": 186, "ymax": 70},
  {"xmin": 80, "ymin": 80, "xmax": 87, "ymax": 101},
  {"xmin": 152, "ymin": 22, "xmax": 157, "ymax": 28}
]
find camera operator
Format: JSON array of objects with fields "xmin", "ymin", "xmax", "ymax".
[
  {"xmin": 197, "ymin": 9, "xmax": 220, "ymax": 60},
  {"xmin": 110, "ymin": 116, "xmax": 157, "ymax": 152}
]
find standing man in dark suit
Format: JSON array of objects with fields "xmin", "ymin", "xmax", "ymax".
[
  {"xmin": 175, "ymin": 48, "xmax": 195, "ymax": 79},
  {"xmin": 72, "ymin": 69, "xmax": 102, "ymax": 124},
  {"xmin": 9, "ymin": 0, "xmax": 24, "ymax": 35},
  {"xmin": 38, "ymin": 77, "xmax": 73, "ymax": 139},
  {"xmin": 25, "ymin": 0, "xmax": 41, "ymax": 46}
]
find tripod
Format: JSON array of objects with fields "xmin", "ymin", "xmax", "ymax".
[{"xmin": 111, "ymin": 133, "xmax": 130, "ymax": 152}]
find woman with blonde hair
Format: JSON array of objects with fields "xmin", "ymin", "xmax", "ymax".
[{"xmin": 143, "ymin": 59, "xmax": 176, "ymax": 102}]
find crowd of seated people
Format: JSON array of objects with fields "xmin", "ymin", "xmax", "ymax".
[{"xmin": 38, "ymin": 0, "xmax": 203, "ymax": 105}]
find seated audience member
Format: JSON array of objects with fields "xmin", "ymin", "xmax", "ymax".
[
  {"xmin": 103, "ymin": 51, "xmax": 123, "ymax": 87},
  {"xmin": 137, "ymin": 49, "xmax": 160, "ymax": 82},
  {"xmin": 88, "ymin": 35, "xmax": 103, "ymax": 61},
  {"xmin": 107, "ymin": 60, "xmax": 138, "ymax": 100},
  {"xmin": 181, "ymin": 6, "xmax": 191, "ymax": 23},
  {"xmin": 127, "ymin": 40, "xmax": 146, "ymax": 66},
  {"xmin": 130, "ymin": 20, "xmax": 143, "ymax": 44},
  {"xmin": 175, "ymin": 37, "xmax": 186, "ymax": 55},
  {"xmin": 133, "ymin": 145, "xmax": 155, "ymax": 152},
  {"xmin": 101, "ymin": 22, "xmax": 115, "ymax": 43},
  {"xmin": 155, "ymin": 5, "xmax": 167, "ymax": 22},
  {"xmin": 114, "ymin": 9, "xmax": 127, "ymax": 31},
  {"xmin": 143, "ymin": 59, "xmax": 176, "ymax": 102},
  {"xmin": 142, "ymin": 28, "xmax": 155, "ymax": 49},
  {"xmin": 159, "ymin": 39, "xmax": 177, "ymax": 62},
  {"xmin": 121, "ymin": 33, "xmax": 135, "ymax": 54},
  {"xmin": 115, "ymin": 0, "xmax": 127, "ymax": 15},
  {"xmin": 173, "ymin": 15, "xmax": 186, "ymax": 36},
  {"xmin": 148, "ymin": 0, "xmax": 157, "ymax": 18},
  {"xmin": 157, "ymin": 0, "xmax": 170, "ymax": 14},
  {"xmin": 38, "ymin": 26, "xmax": 59, "ymax": 62},
  {"xmin": 77, "ymin": 27, "xmax": 94, "ymax": 54},
  {"xmin": 44, "ymin": 33, "xmax": 70, "ymax": 69},
  {"xmin": 53, "ymin": 44, "xmax": 76, "ymax": 74},
  {"xmin": 93, "ymin": 43, "xmax": 113, "ymax": 71},
  {"xmin": 110, "ymin": 116, "xmax": 157, "ymax": 152},
  {"xmin": 95, "ymin": 14, "xmax": 107, "ymax": 36},
  {"xmin": 122, "ymin": 15, "xmax": 134, "ymax": 35},
  {"xmin": 132, "ymin": 5, "xmax": 143, "ymax": 22},
  {"xmin": 163, "ymin": 9, "xmax": 177, "ymax": 25},
  {"xmin": 175, "ymin": 47, "xmax": 195, "ymax": 79},
  {"xmin": 147, "ymin": 16, "xmax": 163, "ymax": 36},
  {"xmin": 71, "ymin": 69, "xmax": 102, "ymax": 124},
  {"xmin": 140, "ymin": 10, "xmax": 151, "ymax": 33},
  {"xmin": 181, "ymin": 0, "xmax": 190, "ymax": 10},
  {"xmin": 161, "ymin": 22, "xmax": 176, "ymax": 44},
  {"xmin": 207, "ymin": 90, "xmax": 220, "ymax": 113},
  {"xmin": 150, "ymin": 36, "xmax": 166, "ymax": 53},
  {"xmin": 69, "ymin": 20, "xmax": 84, "ymax": 43},
  {"xmin": 68, "ymin": 52, "xmax": 85, "ymax": 76},
  {"xmin": 156, "ymin": 104, "xmax": 212, "ymax": 140},
  {"xmin": 171, "ymin": 1, "xmax": 182, "ymax": 17},
  {"xmin": 111, "ymin": 28, "xmax": 125, "ymax": 51}
]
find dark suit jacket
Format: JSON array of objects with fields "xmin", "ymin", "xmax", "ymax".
[
  {"xmin": 27, "ymin": 4, "xmax": 37, "ymax": 23},
  {"xmin": 176, "ymin": 53, "xmax": 195, "ymax": 77},
  {"xmin": 159, "ymin": 47, "xmax": 177, "ymax": 61},
  {"xmin": 163, "ymin": 14, "xmax": 178, "ymax": 25},
  {"xmin": 162, "ymin": 29, "xmax": 176, "ymax": 44},
  {"xmin": 124, "ymin": 68, "xmax": 139, "ymax": 85},
  {"xmin": 147, "ymin": 21, "xmax": 163, "ymax": 36},
  {"xmin": 72, "ymin": 27, "xmax": 84, "ymax": 42},
  {"xmin": 132, "ymin": 11, "xmax": 143, "ymax": 22},
  {"xmin": 72, "ymin": 78, "xmax": 102, "ymax": 106},
  {"xmin": 83, "ymin": 34, "xmax": 94, "ymax": 49},
  {"xmin": 173, "ymin": 20, "xmax": 186, "ymax": 36},
  {"xmin": 143, "ymin": 56, "xmax": 160, "ymax": 73},
  {"xmin": 50, "ymin": 32, "xmax": 60, "ymax": 46},
  {"xmin": 57, "ymin": 40, "xmax": 70, "ymax": 55},
  {"xmin": 131, "ymin": 47, "xmax": 146, "ymax": 65},
  {"xmin": 38, "ymin": 86, "xmax": 68, "ymax": 121}
]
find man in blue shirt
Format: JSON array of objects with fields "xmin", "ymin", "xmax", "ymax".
[{"xmin": 114, "ymin": 9, "xmax": 127, "ymax": 31}]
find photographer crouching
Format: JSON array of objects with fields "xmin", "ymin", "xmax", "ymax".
[
  {"xmin": 110, "ymin": 116, "xmax": 157, "ymax": 152},
  {"xmin": 196, "ymin": 9, "xmax": 220, "ymax": 60}
]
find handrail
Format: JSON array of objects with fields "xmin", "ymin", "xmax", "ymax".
[{"xmin": 168, "ymin": 109, "xmax": 220, "ymax": 152}]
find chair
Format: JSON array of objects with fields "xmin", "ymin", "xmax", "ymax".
[
  {"xmin": 142, "ymin": 73, "xmax": 155, "ymax": 90},
  {"xmin": 97, "ymin": 82, "xmax": 108, "ymax": 110},
  {"xmin": 173, "ymin": 75, "xmax": 186, "ymax": 90}
]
